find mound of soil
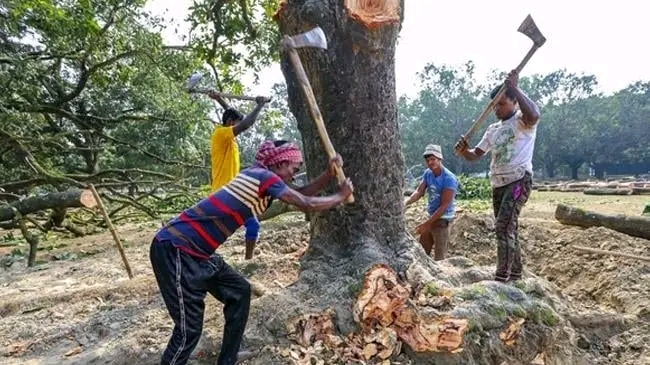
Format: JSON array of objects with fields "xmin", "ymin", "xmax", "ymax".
[
  {"xmin": 447, "ymin": 212, "xmax": 650, "ymax": 365},
  {"xmin": 0, "ymin": 205, "xmax": 648, "ymax": 365}
]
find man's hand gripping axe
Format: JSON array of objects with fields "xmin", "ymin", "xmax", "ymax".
[
  {"xmin": 282, "ymin": 27, "xmax": 354, "ymax": 204},
  {"xmin": 459, "ymin": 15, "xmax": 547, "ymax": 144}
]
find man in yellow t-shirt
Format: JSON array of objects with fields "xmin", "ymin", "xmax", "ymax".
[
  {"xmin": 209, "ymin": 93, "xmax": 269, "ymax": 192},
  {"xmin": 208, "ymin": 92, "xmax": 269, "ymax": 261}
]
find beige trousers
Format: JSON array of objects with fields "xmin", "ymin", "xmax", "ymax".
[{"xmin": 419, "ymin": 219, "xmax": 451, "ymax": 261}]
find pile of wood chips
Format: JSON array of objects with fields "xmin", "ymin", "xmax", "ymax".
[{"xmin": 284, "ymin": 264, "xmax": 469, "ymax": 364}]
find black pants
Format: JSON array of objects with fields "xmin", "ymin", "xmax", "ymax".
[{"xmin": 150, "ymin": 239, "xmax": 251, "ymax": 365}]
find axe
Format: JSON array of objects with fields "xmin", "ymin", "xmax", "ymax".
[
  {"xmin": 282, "ymin": 27, "xmax": 355, "ymax": 203},
  {"xmin": 460, "ymin": 15, "xmax": 546, "ymax": 143},
  {"xmin": 185, "ymin": 73, "xmax": 269, "ymax": 109}
]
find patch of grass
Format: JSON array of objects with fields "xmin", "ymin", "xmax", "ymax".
[
  {"xmin": 511, "ymin": 305, "xmax": 527, "ymax": 318},
  {"xmin": 424, "ymin": 282, "xmax": 439, "ymax": 296},
  {"xmin": 494, "ymin": 307, "xmax": 508, "ymax": 322},
  {"xmin": 496, "ymin": 291, "xmax": 510, "ymax": 302},
  {"xmin": 466, "ymin": 320, "xmax": 483, "ymax": 333},
  {"xmin": 10, "ymin": 248, "xmax": 24, "ymax": 257},
  {"xmin": 513, "ymin": 280, "xmax": 527, "ymax": 291},
  {"xmin": 38, "ymin": 242, "xmax": 69, "ymax": 251},
  {"xmin": 529, "ymin": 303, "xmax": 560, "ymax": 326},
  {"xmin": 457, "ymin": 199, "xmax": 492, "ymax": 212},
  {"xmin": 539, "ymin": 306, "xmax": 560, "ymax": 326},
  {"xmin": 457, "ymin": 176, "xmax": 492, "ymax": 200},
  {"xmin": 348, "ymin": 280, "xmax": 363, "ymax": 296},
  {"xmin": 240, "ymin": 262, "xmax": 265, "ymax": 277},
  {"xmin": 456, "ymin": 283, "xmax": 488, "ymax": 300}
]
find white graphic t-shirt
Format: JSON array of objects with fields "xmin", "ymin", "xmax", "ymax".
[{"xmin": 476, "ymin": 111, "xmax": 537, "ymax": 188}]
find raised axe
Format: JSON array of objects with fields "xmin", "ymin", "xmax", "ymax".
[
  {"xmin": 281, "ymin": 27, "xmax": 355, "ymax": 204},
  {"xmin": 458, "ymin": 15, "xmax": 546, "ymax": 145},
  {"xmin": 185, "ymin": 72, "xmax": 269, "ymax": 110}
]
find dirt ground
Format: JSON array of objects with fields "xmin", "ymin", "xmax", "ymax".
[{"xmin": 0, "ymin": 191, "xmax": 648, "ymax": 365}]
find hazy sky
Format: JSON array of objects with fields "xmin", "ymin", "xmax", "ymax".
[{"xmin": 147, "ymin": 0, "xmax": 650, "ymax": 97}]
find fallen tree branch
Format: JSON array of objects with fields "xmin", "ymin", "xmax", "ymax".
[{"xmin": 0, "ymin": 189, "xmax": 97, "ymax": 223}]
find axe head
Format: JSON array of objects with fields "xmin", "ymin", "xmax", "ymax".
[
  {"xmin": 186, "ymin": 72, "xmax": 203, "ymax": 90},
  {"xmin": 517, "ymin": 15, "xmax": 546, "ymax": 47},
  {"xmin": 287, "ymin": 27, "xmax": 327, "ymax": 50}
]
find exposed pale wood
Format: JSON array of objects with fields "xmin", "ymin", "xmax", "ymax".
[{"xmin": 0, "ymin": 189, "xmax": 97, "ymax": 223}]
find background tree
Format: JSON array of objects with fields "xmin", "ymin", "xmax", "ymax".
[{"xmin": 399, "ymin": 61, "xmax": 489, "ymax": 176}]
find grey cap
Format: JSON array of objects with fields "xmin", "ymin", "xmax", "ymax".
[{"xmin": 422, "ymin": 144, "xmax": 443, "ymax": 160}]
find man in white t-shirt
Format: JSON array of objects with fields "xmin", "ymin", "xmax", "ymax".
[{"xmin": 454, "ymin": 69, "xmax": 541, "ymax": 282}]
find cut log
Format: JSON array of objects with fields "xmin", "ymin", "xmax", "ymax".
[
  {"xmin": 566, "ymin": 182, "xmax": 594, "ymax": 189},
  {"xmin": 555, "ymin": 203, "xmax": 650, "ymax": 240},
  {"xmin": 632, "ymin": 187, "xmax": 650, "ymax": 195},
  {"xmin": 0, "ymin": 189, "xmax": 97, "ymax": 223},
  {"xmin": 583, "ymin": 188, "xmax": 634, "ymax": 196},
  {"xmin": 560, "ymin": 188, "xmax": 585, "ymax": 192}
]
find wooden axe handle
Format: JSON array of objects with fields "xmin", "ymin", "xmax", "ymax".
[
  {"xmin": 461, "ymin": 43, "xmax": 543, "ymax": 142},
  {"xmin": 286, "ymin": 48, "xmax": 354, "ymax": 204},
  {"xmin": 190, "ymin": 88, "xmax": 266, "ymax": 104},
  {"xmin": 213, "ymin": 95, "xmax": 231, "ymax": 110}
]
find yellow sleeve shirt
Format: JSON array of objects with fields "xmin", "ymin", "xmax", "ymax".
[{"xmin": 210, "ymin": 126, "xmax": 240, "ymax": 192}]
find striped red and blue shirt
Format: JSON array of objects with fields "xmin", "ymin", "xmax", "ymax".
[{"xmin": 155, "ymin": 165, "xmax": 289, "ymax": 259}]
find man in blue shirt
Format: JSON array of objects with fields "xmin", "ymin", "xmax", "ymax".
[{"xmin": 405, "ymin": 144, "xmax": 459, "ymax": 260}]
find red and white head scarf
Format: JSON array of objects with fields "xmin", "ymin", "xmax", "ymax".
[{"xmin": 255, "ymin": 140, "xmax": 303, "ymax": 167}]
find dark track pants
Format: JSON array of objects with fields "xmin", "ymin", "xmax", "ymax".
[
  {"xmin": 492, "ymin": 172, "xmax": 532, "ymax": 282},
  {"xmin": 150, "ymin": 239, "xmax": 251, "ymax": 365}
]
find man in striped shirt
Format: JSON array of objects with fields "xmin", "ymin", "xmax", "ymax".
[{"xmin": 150, "ymin": 140, "xmax": 353, "ymax": 365}]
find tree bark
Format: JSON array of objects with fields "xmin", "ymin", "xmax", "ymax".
[
  {"xmin": 555, "ymin": 203, "xmax": 650, "ymax": 240},
  {"xmin": 570, "ymin": 165, "xmax": 579, "ymax": 180},
  {"xmin": 274, "ymin": 0, "xmax": 411, "ymax": 331},
  {"xmin": 546, "ymin": 163, "xmax": 556, "ymax": 178},
  {"xmin": 0, "ymin": 189, "xmax": 97, "ymax": 223}
]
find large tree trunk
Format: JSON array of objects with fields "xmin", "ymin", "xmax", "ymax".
[
  {"xmin": 274, "ymin": 0, "xmax": 410, "ymax": 331},
  {"xmin": 245, "ymin": 2, "xmax": 583, "ymax": 364},
  {"xmin": 569, "ymin": 163, "xmax": 581, "ymax": 180},
  {"xmin": 555, "ymin": 203, "xmax": 650, "ymax": 240},
  {"xmin": 546, "ymin": 161, "xmax": 556, "ymax": 178},
  {"xmin": 0, "ymin": 189, "xmax": 97, "ymax": 223}
]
